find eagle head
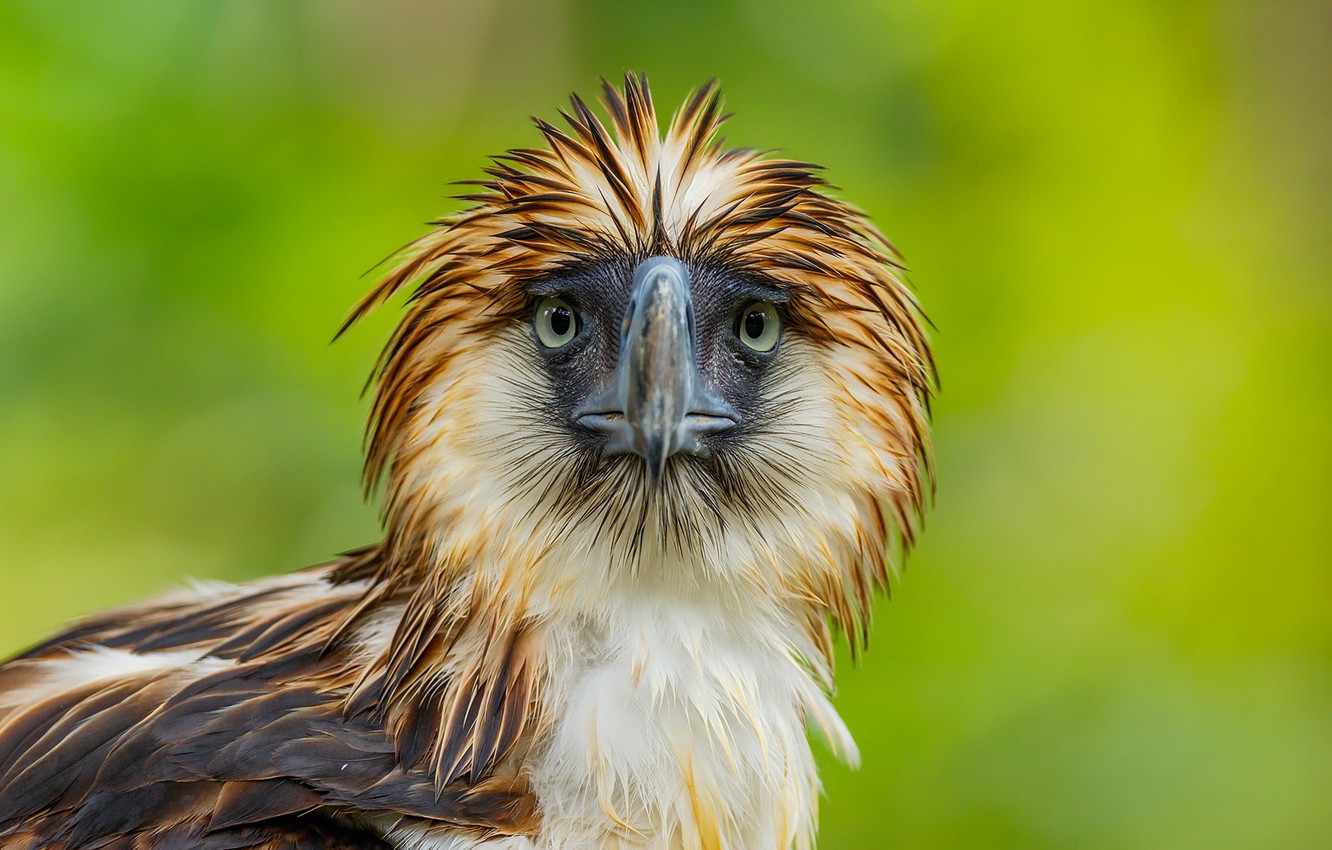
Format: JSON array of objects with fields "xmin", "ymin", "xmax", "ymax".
[{"xmin": 343, "ymin": 75, "xmax": 933, "ymax": 641}]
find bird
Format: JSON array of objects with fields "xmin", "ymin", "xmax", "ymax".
[{"xmin": 0, "ymin": 75, "xmax": 933, "ymax": 850}]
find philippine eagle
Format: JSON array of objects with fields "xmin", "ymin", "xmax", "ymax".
[{"xmin": 0, "ymin": 76, "xmax": 933, "ymax": 850}]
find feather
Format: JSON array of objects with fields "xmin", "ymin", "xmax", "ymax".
[{"xmin": 0, "ymin": 557, "xmax": 538, "ymax": 847}]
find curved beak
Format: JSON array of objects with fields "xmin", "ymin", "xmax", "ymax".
[{"xmin": 576, "ymin": 257, "xmax": 736, "ymax": 483}]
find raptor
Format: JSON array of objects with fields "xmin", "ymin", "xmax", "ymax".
[{"xmin": 0, "ymin": 76, "xmax": 933, "ymax": 850}]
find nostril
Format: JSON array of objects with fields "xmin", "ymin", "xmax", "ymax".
[
  {"xmin": 684, "ymin": 414, "xmax": 737, "ymax": 436},
  {"xmin": 575, "ymin": 411, "xmax": 625, "ymax": 432}
]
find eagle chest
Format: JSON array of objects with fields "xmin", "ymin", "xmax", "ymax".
[{"xmin": 522, "ymin": 604, "xmax": 820, "ymax": 850}]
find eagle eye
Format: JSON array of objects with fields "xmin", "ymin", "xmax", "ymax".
[
  {"xmin": 535, "ymin": 296, "xmax": 580, "ymax": 349},
  {"xmin": 736, "ymin": 301, "xmax": 781, "ymax": 353}
]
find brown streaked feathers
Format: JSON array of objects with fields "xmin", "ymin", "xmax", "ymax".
[
  {"xmin": 0, "ymin": 559, "xmax": 537, "ymax": 848},
  {"xmin": 0, "ymin": 75, "xmax": 933, "ymax": 849}
]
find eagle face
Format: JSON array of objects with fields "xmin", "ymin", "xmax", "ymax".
[
  {"xmin": 535, "ymin": 255, "xmax": 774, "ymax": 477},
  {"xmin": 0, "ymin": 76, "xmax": 933, "ymax": 850},
  {"xmin": 490, "ymin": 252, "xmax": 830, "ymax": 560}
]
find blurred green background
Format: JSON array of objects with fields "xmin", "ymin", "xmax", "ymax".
[{"xmin": 1, "ymin": 1, "xmax": 1328, "ymax": 847}]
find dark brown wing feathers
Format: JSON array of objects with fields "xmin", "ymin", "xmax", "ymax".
[
  {"xmin": 5, "ymin": 817, "xmax": 394, "ymax": 850},
  {"xmin": 0, "ymin": 548, "xmax": 539, "ymax": 848}
]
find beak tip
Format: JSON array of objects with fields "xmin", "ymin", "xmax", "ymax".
[{"xmin": 642, "ymin": 437, "xmax": 667, "ymax": 485}]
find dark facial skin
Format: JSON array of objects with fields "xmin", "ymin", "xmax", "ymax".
[{"xmin": 525, "ymin": 257, "xmax": 788, "ymax": 470}]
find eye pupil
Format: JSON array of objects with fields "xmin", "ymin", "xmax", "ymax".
[
  {"xmin": 744, "ymin": 311, "xmax": 765, "ymax": 341},
  {"xmin": 550, "ymin": 306, "xmax": 571, "ymax": 337}
]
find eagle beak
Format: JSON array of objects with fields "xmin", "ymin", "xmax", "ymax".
[{"xmin": 577, "ymin": 256, "xmax": 736, "ymax": 483}]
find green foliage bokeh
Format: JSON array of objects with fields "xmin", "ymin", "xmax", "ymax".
[{"xmin": 0, "ymin": 2, "xmax": 1327, "ymax": 847}]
